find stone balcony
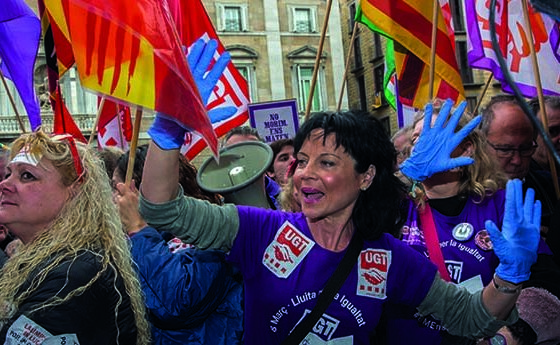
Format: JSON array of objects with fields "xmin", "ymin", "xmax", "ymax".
[{"xmin": 0, "ymin": 112, "xmax": 155, "ymax": 143}]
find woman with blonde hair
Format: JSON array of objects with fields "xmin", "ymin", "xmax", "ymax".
[
  {"xmin": 382, "ymin": 100, "xmax": 554, "ymax": 345},
  {"xmin": 0, "ymin": 131, "xmax": 150, "ymax": 344}
]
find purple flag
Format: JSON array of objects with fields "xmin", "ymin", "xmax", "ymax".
[
  {"xmin": 466, "ymin": 0, "xmax": 560, "ymax": 97},
  {"xmin": 0, "ymin": 0, "xmax": 41, "ymax": 130}
]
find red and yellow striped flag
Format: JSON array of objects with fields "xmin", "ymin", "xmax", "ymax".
[
  {"xmin": 43, "ymin": 0, "xmax": 217, "ymax": 155},
  {"xmin": 356, "ymin": 0, "xmax": 465, "ymax": 108}
]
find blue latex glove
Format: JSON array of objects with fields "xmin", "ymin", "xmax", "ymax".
[
  {"xmin": 400, "ymin": 99, "xmax": 482, "ymax": 182},
  {"xmin": 188, "ymin": 38, "xmax": 232, "ymax": 105},
  {"xmin": 147, "ymin": 114, "xmax": 187, "ymax": 150},
  {"xmin": 187, "ymin": 39, "xmax": 237, "ymax": 122},
  {"xmin": 148, "ymin": 39, "xmax": 236, "ymax": 149},
  {"xmin": 486, "ymin": 179, "xmax": 541, "ymax": 284}
]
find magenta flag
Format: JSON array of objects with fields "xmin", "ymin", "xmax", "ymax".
[
  {"xmin": 0, "ymin": 0, "xmax": 42, "ymax": 130},
  {"xmin": 466, "ymin": 0, "xmax": 560, "ymax": 97}
]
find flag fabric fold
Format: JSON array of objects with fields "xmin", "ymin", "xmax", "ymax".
[
  {"xmin": 37, "ymin": 0, "xmax": 75, "ymax": 99},
  {"xmin": 43, "ymin": 0, "xmax": 217, "ymax": 155},
  {"xmin": 356, "ymin": 0, "xmax": 465, "ymax": 108},
  {"xmin": 168, "ymin": 0, "xmax": 250, "ymax": 160},
  {"xmin": 97, "ymin": 98, "xmax": 132, "ymax": 150},
  {"xmin": 466, "ymin": 0, "xmax": 560, "ymax": 97},
  {"xmin": 0, "ymin": 0, "xmax": 42, "ymax": 130},
  {"xmin": 52, "ymin": 85, "xmax": 87, "ymax": 143}
]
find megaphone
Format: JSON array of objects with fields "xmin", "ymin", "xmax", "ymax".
[{"xmin": 197, "ymin": 141, "xmax": 274, "ymax": 208}]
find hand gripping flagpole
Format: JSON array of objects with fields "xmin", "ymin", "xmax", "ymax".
[
  {"xmin": 304, "ymin": 0, "xmax": 333, "ymax": 120},
  {"xmin": 521, "ymin": 0, "xmax": 560, "ymax": 199},
  {"xmin": 0, "ymin": 69, "xmax": 27, "ymax": 133}
]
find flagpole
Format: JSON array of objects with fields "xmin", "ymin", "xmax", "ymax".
[
  {"xmin": 472, "ymin": 72, "xmax": 493, "ymax": 115},
  {"xmin": 125, "ymin": 107, "xmax": 143, "ymax": 186},
  {"xmin": 117, "ymin": 109, "xmax": 125, "ymax": 150},
  {"xmin": 337, "ymin": 22, "xmax": 359, "ymax": 112},
  {"xmin": 0, "ymin": 70, "xmax": 27, "ymax": 133},
  {"xmin": 427, "ymin": 0, "xmax": 439, "ymax": 101},
  {"xmin": 304, "ymin": 0, "xmax": 333, "ymax": 120},
  {"xmin": 521, "ymin": 0, "xmax": 560, "ymax": 199},
  {"xmin": 88, "ymin": 97, "xmax": 105, "ymax": 145}
]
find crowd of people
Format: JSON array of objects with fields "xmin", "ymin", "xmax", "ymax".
[{"xmin": 0, "ymin": 38, "xmax": 558, "ymax": 345}]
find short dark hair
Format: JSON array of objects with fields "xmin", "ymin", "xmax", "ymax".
[
  {"xmin": 267, "ymin": 138, "xmax": 294, "ymax": 173},
  {"xmin": 222, "ymin": 126, "xmax": 262, "ymax": 147},
  {"xmin": 528, "ymin": 95, "xmax": 560, "ymax": 120},
  {"xmin": 293, "ymin": 111, "xmax": 406, "ymax": 240},
  {"xmin": 116, "ymin": 145, "xmax": 221, "ymax": 204}
]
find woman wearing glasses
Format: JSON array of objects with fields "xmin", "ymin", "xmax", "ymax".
[
  {"xmin": 0, "ymin": 132, "xmax": 150, "ymax": 344},
  {"xmin": 381, "ymin": 99, "xmax": 556, "ymax": 345}
]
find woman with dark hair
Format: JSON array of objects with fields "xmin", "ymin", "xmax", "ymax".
[{"xmin": 134, "ymin": 97, "xmax": 541, "ymax": 344}]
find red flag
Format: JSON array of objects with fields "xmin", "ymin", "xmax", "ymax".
[
  {"xmin": 43, "ymin": 0, "xmax": 217, "ymax": 156},
  {"xmin": 97, "ymin": 98, "xmax": 132, "ymax": 150},
  {"xmin": 168, "ymin": 0, "xmax": 250, "ymax": 160},
  {"xmin": 52, "ymin": 85, "xmax": 87, "ymax": 143}
]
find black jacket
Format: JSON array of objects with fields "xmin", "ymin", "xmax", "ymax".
[{"xmin": 0, "ymin": 250, "xmax": 138, "ymax": 344}]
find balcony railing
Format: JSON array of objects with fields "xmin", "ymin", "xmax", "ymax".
[
  {"xmin": 0, "ymin": 113, "xmax": 96, "ymax": 140},
  {"xmin": 0, "ymin": 112, "xmax": 155, "ymax": 142}
]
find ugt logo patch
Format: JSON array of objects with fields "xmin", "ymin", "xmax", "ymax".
[
  {"xmin": 357, "ymin": 249, "xmax": 391, "ymax": 299},
  {"xmin": 263, "ymin": 221, "xmax": 314, "ymax": 278}
]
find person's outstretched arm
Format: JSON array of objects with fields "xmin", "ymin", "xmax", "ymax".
[
  {"xmin": 417, "ymin": 179, "xmax": 541, "ymax": 338},
  {"xmin": 141, "ymin": 141, "xmax": 181, "ymax": 204}
]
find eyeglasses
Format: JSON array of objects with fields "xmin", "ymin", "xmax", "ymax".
[{"xmin": 487, "ymin": 141, "xmax": 537, "ymax": 158}]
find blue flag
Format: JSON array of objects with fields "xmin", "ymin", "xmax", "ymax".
[{"xmin": 0, "ymin": 0, "xmax": 41, "ymax": 130}]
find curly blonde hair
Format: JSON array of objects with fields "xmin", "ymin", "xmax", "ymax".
[
  {"xmin": 412, "ymin": 100, "xmax": 507, "ymax": 205},
  {"xmin": 0, "ymin": 131, "xmax": 150, "ymax": 344}
]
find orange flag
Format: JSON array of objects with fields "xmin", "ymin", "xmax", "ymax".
[
  {"xmin": 52, "ymin": 85, "xmax": 87, "ymax": 143},
  {"xmin": 43, "ymin": 0, "xmax": 217, "ymax": 155}
]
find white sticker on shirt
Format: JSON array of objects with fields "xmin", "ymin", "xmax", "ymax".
[
  {"xmin": 4, "ymin": 315, "xmax": 80, "ymax": 345},
  {"xmin": 263, "ymin": 221, "xmax": 315, "ymax": 278},
  {"xmin": 357, "ymin": 249, "xmax": 391, "ymax": 299},
  {"xmin": 42, "ymin": 335, "xmax": 80, "ymax": 345},
  {"xmin": 293, "ymin": 309, "xmax": 353, "ymax": 344}
]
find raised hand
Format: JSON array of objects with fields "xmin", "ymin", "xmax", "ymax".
[
  {"xmin": 115, "ymin": 180, "xmax": 147, "ymax": 235},
  {"xmin": 486, "ymin": 179, "xmax": 541, "ymax": 284},
  {"xmin": 400, "ymin": 99, "xmax": 481, "ymax": 182},
  {"xmin": 148, "ymin": 38, "xmax": 236, "ymax": 150}
]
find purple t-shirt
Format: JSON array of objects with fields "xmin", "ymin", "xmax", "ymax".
[
  {"xmin": 227, "ymin": 207, "xmax": 437, "ymax": 345},
  {"xmin": 385, "ymin": 190, "xmax": 552, "ymax": 345}
]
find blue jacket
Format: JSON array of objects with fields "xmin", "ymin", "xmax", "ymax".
[{"xmin": 130, "ymin": 227, "xmax": 243, "ymax": 344}]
